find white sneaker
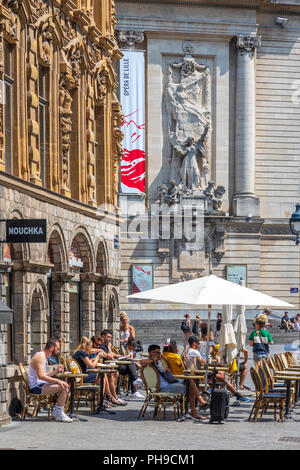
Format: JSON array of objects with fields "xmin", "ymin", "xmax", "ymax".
[
  {"xmin": 133, "ymin": 378, "xmax": 143, "ymax": 386},
  {"xmin": 51, "ymin": 408, "xmax": 58, "ymax": 420},
  {"xmin": 55, "ymin": 411, "xmax": 73, "ymax": 423},
  {"xmin": 130, "ymin": 391, "xmax": 144, "ymax": 399}
]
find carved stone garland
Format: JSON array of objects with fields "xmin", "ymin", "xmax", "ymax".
[
  {"xmin": 59, "ymin": 72, "xmax": 75, "ymax": 197},
  {"xmin": 86, "ymin": 72, "xmax": 97, "ymax": 206}
]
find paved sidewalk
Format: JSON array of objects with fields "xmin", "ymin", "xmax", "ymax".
[{"xmin": 0, "ymin": 393, "xmax": 300, "ymax": 450}]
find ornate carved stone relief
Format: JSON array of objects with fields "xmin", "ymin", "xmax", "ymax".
[
  {"xmin": 164, "ymin": 44, "xmax": 211, "ymax": 194},
  {"xmin": 117, "ymin": 30, "xmax": 144, "ymax": 49},
  {"xmin": 236, "ymin": 34, "xmax": 261, "ymax": 56},
  {"xmin": 59, "ymin": 72, "xmax": 75, "ymax": 196},
  {"xmin": 112, "ymin": 96, "xmax": 124, "ymax": 204}
]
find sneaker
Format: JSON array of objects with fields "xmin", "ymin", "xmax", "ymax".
[
  {"xmin": 133, "ymin": 378, "xmax": 143, "ymax": 386},
  {"xmin": 236, "ymin": 396, "xmax": 250, "ymax": 403},
  {"xmin": 116, "ymin": 398, "xmax": 127, "ymax": 406},
  {"xmin": 51, "ymin": 408, "xmax": 58, "ymax": 420},
  {"xmin": 55, "ymin": 411, "xmax": 73, "ymax": 423},
  {"xmin": 130, "ymin": 391, "xmax": 144, "ymax": 399}
]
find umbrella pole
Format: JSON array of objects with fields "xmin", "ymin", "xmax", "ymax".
[{"xmin": 204, "ymin": 304, "xmax": 212, "ymax": 393}]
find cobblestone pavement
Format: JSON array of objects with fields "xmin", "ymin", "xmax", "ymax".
[{"xmin": 1, "ymin": 344, "xmax": 300, "ymax": 450}]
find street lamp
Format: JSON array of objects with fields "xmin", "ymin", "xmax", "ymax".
[
  {"xmin": 290, "ymin": 203, "xmax": 300, "ymax": 245},
  {"xmin": 289, "ymin": 203, "xmax": 300, "ymax": 359}
]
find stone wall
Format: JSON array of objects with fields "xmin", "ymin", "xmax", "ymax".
[{"xmin": 0, "ymin": 325, "xmax": 10, "ymax": 425}]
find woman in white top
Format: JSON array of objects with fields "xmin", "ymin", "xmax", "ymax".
[{"xmin": 120, "ymin": 312, "xmax": 135, "ymax": 349}]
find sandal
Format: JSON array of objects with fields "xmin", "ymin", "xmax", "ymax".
[{"xmin": 191, "ymin": 415, "xmax": 207, "ymax": 422}]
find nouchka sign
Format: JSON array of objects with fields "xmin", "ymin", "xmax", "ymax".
[{"xmin": 6, "ymin": 219, "xmax": 47, "ymax": 243}]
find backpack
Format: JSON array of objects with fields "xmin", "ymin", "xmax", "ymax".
[
  {"xmin": 192, "ymin": 320, "xmax": 199, "ymax": 335},
  {"xmin": 181, "ymin": 319, "xmax": 189, "ymax": 332},
  {"xmin": 135, "ymin": 339, "xmax": 143, "ymax": 353}
]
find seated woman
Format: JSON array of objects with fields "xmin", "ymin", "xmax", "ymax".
[
  {"xmin": 73, "ymin": 337, "xmax": 103, "ymax": 384},
  {"xmin": 73, "ymin": 337, "xmax": 120, "ymax": 408},
  {"xmin": 162, "ymin": 341, "xmax": 208, "ymax": 421}
]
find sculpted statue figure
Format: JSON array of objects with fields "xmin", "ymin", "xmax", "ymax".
[
  {"xmin": 157, "ymin": 180, "xmax": 181, "ymax": 206},
  {"xmin": 164, "ymin": 55, "xmax": 211, "ymax": 191}
]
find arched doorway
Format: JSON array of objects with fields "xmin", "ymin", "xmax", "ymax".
[
  {"xmin": 95, "ymin": 240, "xmax": 108, "ymax": 333},
  {"xmin": 47, "ymin": 227, "xmax": 67, "ymax": 351},
  {"xmin": 68, "ymin": 231, "xmax": 94, "ymax": 350},
  {"xmin": 108, "ymin": 288, "xmax": 119, "ymax": 346},
  {"xmin": 29, "ymin": 282, "xmax": 49, "ymax": 356}
]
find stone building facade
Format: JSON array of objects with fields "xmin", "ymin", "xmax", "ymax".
[
  {"xmin": 116, "ymin": 0, "xmax": 300, "ymax": 323},
  {"xmin": 0, "ymin": 0, "xmax": 123, "ymax": 425}
]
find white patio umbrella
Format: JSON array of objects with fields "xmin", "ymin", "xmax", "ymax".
[
  {"xmin": 234, "ymin": 304, "xmax": 247, "ymax": 352},
  {"xmin": 234, "ymin": 280, "xmax": 248, "ymax": 352},
  {"xmin": 218, "ymin": 305, "xmax": 237, "ymax": 364},
  {"xmin": 128, "ymin": 274, "xmax": 294, "ymax": 308}
]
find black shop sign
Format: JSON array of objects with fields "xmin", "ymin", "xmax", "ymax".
[{"xmin": 6, "ymin": 219, "xmax": 47, "ymax": 243}]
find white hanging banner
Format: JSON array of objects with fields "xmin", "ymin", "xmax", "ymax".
[{"xmin": 120, "ymin": 51, "xmax": 146, "ymax": 194}]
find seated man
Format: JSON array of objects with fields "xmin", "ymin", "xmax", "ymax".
[
  {"xmin": 186, "ymin": 336, "xmax": 249, "ymax": 402},
  {"xmin": 28, "ymin": 338, "xmax": 72, "ymax": 422},
  {"xmin": 163, "ymin": 341, "xmax": 208, "ymax": 420},
  {"xmin": 281, "ymin": 312, "xmax": 296, "ymax": 332},
  {"xmin": 141, "ymin": 344, "xmax": 186, "ymax": 395}
]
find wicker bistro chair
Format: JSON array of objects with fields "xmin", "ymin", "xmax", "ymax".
[
  {"xmin": 18, "ymin": 363, "xmax": 57, "ymax": 421},
  {"xmin": 67, "ymin": 358, "xmax": 98, "ymax": 414},
  {"xmin": 249, "ymin": 367, "xmax": 286, "ymax": 423},
  {"xmin": 138, "ymin": 364, "xmax": 185, "ymax": 420}
]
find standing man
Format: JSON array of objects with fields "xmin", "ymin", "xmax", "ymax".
[
  {"xmin": 249, "ymin": 319, "xmax": 274, "ymax": 363},
  {"xmin": 215, "ymin": 313, "xmax": 223, "ymax": 342},
  {"xmin": 28, "ymin": 338, "xmax": 72, "ymax": 422},
  {"xmin": 181, "ymin": 314, "xmax": 192, "ymax": 347}
]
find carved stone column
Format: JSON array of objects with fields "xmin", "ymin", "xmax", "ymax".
[
  {"xmin": 0, "ymin": 20, "xmax": 5, "ymax": 172},
  {"xmin": 233, "ymin": 35, "xmax": 261, "ymax": 217},
  {"xmin": 86, "ymin": 72, "xmax": 97, "ymax": 206},
  {"xmin": 59, "ymin": 72, "xmax": 75, "ymax": 198},
  {"xmin": 27, "ymin": 25, "xmax": 42, "ymax": 185}
]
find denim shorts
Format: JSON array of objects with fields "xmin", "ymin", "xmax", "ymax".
[
  {"xmin": 253, "ymin": 352, "xmax": 268, "ymax": 363},
  {"xmin": 29, "ymin": 383, "xmax": 45, "ymax": 394}
]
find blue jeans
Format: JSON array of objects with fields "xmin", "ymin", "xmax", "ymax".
[{"xmin": 160, "ymin": 380, "xmax": 185, "ymax": 394}]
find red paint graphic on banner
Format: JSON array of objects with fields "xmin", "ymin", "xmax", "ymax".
[
  {"xmin": 121, "ymin": 108, "xmax": 146, "ymax": 192},
  {"xmin": 121, "ymin": 148, "xmax": 145, "ymax": 193},
  {"xmin": 135, "ymin": 265, "xmax": 151, "ymax": 275}
]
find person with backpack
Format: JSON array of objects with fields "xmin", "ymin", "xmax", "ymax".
[
  {"xmin": 181, "ymin": 313, "xmax": 192, "ymax": 346},
  {"xmin": 249, "ymin": 318, "xmax": 274, "ymax": 363},
  {"xmin": 192, "ymin": 314, "xmax": 202, "ymax": 338}
]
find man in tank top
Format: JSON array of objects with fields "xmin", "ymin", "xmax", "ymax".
[{"xmin": 28, "ymin": 338, "xmax": 72, "ymax": 422}]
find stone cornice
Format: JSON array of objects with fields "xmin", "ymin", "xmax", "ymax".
[
  {"xmin": 117, "ymin": 16, "xmax": 258, "ymax": 37},
  {"xmin": 116, "ymin": 0, "xmax": 300, "ymax": 15},
  {"xmin": 0, "ymin": 172, "xmax": 123, "ymax": 225}
]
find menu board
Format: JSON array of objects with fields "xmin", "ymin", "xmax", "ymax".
[
  {"xmin": 226, "ymin": 265, "xmax": 247, "ymax": 286},
  {"xmin": 131, "ymin": 265, "xmax": 154, "ymax": 294}
]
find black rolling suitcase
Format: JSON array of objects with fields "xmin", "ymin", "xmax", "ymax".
[{"xmin": 209, "ymin": 389, "xmax": 230, "ymax": 424}]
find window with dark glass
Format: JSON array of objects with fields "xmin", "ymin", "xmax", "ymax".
[{"xmin": 4, "ymin": 41, "xmax": 14, "ymax": 174}]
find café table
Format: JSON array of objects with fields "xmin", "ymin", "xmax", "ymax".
[
  {"xmin": 173, "ymin": 372, "xmax": 206, "ymax": 421},
  {"xmin": 57, "ymin": 372, "xmax": 89, "ymax": 422},
  {"xmin": 87, "ymin": 366, "xmax": 119, "ymax": 416},
  {"xmin": 274, "ymin": 371, "xmax": 300, "ymax": 420}
]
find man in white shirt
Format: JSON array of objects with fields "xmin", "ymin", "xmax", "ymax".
[{"xmin": 186, "ymin": 336, "xmax": 249, "ymax": 402}]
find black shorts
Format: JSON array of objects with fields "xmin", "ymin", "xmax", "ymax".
[
  {"xmin": 239, "ymin": 363, "xmax": 246, "ymax": 372},
  {"xmin": 29, "ymin": 383, "xmax": 45, "ymax": 394}
]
